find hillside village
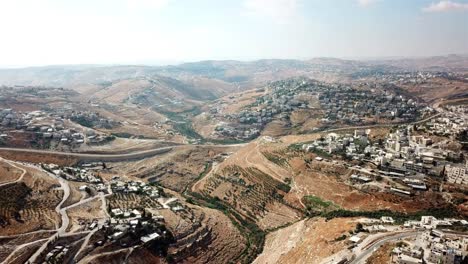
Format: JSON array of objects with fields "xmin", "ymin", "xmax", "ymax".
[
  {"xmin": 301, "ymin": 112, "xmax": 466, "ymax": 198},
  {"xmin": 203, "ymin": 77, "xmax": 430, "ymax": 140},
  {"xmin": 355, "ymin": 70, "xmax": 467, "ymax": 85},
  {"xmin": 319, "ymin": 87, "xmax": 425, "ymax": 125},
  {"xmin": 0, "ymin": 107, "xmax": 116, "ymax": 148},
  {"xmin": 340, "ymin": 216, "xmax": 468, "ymax": 264},
  {"xmin": 38, "ymin": 162, "xmax": 185, "ymax": 263}
]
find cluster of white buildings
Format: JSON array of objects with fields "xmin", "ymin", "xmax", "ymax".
[
  {"xmin": 110, "ymin": 178, "xmax": 185, "ymax": 214},
  {"xmin": 44, "ymin": 164, "xmax": 103, "ymax": 184},
  {"xmin": 393, "ymin": 229, "xmax": 468, "ymax": 264},
  {"xmin": 445, "ymin": 164, "xmax": 468, "ymax": 186},
  {"xmin": 302, "ymin": 130, "xmax": 371, "ymax": 159},
  {"xmin": 404, "ymin": 216, "xmax": 468, "ymax": 230},
  {"xmin": 320, "ymin": 88, "xmax": 422, "ymax": 125},
  {"xmin": 111, "ymin": 178, "xmax": 160, "ymax": 198},
  {"xmin": 0, "ymin": 107, "xmax": 113, "ymax": 147},
  {"xmin": 45, "ymin": 245, "xmax": 71, "ymax": 263},
  {"xmin": 301, "ymin": 116, "xmax": 468, "ymax": 196},
  {"xmin": 212, "ymin": 78, "xmax": 316, "ymax": 140},
  {"xmin": 106, "ymin": 208, "xmax": 165, "ymax": 246},
  {"xmin": 425, "ymin": 113, "xmax": 466, "ymax": 137}
]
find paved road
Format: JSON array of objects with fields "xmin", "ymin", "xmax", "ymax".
[
  {"xmin": 26, "ymin": 170, "xmax": 113, "ymax": 263},
  {"xmin": 350, "ymin": 231, "xmax": 420, "ymax": 264},
  {"xmin": 0, "ymin": 146, "xmax": 174, "ymax": 162},
  {"xmin": 0, "ymin": 143, "xmax": 247, "ymax": 163}
]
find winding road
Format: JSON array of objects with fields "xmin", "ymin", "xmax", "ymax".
[
  {"xmin": 25, "ymin": 167, "xmax": 71, "ymax": 264},
  {"xmin": 1, "ymin": 238, "xmax": 50, "ymax": 264}
]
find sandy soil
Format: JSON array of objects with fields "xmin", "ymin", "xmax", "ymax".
[
  {"xmin": 286, "ymin": 157, "xmax": 401, "ymax": 211},
  {"xmin": 62, "ymin": 181, "xmax": 86, "ymax": 208},
  {"xmin": 254, "ymin": 217, "xmax": 358, "ymax": 264},
  {"xmin": 192, "ymin": 113, "xmax": 218, "ymax": 138},
  {"xmin": 222, "ymin": 90, "xmax": 265, "ymax": 114},
  {"xmin": 109, "ymin": 145, "xmax": 233, "ymax": 192},
  {"xmin": 77, "ymin": 137, "xmax": 169, "ymax": 153},
  {"xmin": 365, "ymin": 242, "xmax": 395, "ymax": 264},
  {"xmin": 399, "ymin": 78, "xmax": 468, "ymax": 103},
  {"xmin": 217, "ymin": 141, "xmax": 291, "ymax": 183},
  {"xmin": 0, "ymin": 231, "xmax": 55, "ymax": 262},
  {"xmin": 0, "ymin": 150, "xmax": 79, "ymax": 166},
  {"xmin": 67, "ymin": 198, "xmax": 106, "ymax": 233},
  {"xmin": 261, "ymin": 120, "xmax": 291, "ymax": 137},
  {"xmin": 161, "ymin": 204, "xmax": 247, "ymax": 264},
  {"xmin": 0, "ymin": 160, "xmax": 23, "ymax": 184}
]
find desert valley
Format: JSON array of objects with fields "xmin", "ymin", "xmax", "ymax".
[{"xmin": 0, "ymin": 55, "xmax": 467, "ymax": 264}]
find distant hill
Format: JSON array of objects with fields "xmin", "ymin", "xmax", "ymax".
[
  {"xmin": 0, "ymin": 55, "xmax": 466, "ymax": 104},
  {"xmin": 366, "ymin": 54, "xmax": 468, "ymax": 72}
]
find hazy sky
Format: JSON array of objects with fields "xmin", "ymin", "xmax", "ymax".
[{"xmin": 0, "ymin": 0, "xmax": 467, "ymax": 66}]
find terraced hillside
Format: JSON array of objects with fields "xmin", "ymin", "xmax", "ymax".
[
  {"xmin": 113, "ymin": 145, "xmax": 232, "ymax": 192},
  {"xmin": 198, "ymin": 165, "xmax": 301, "ymax": 230},
  {"xmin": 0, "ymin": 165, "xmax": 62, "ymax": 236},
  {"xmin": 107, "ymin": 193, "xmax": 162, "ymax": 211},
  {"xmin": 162, "ymin": 205, "xmax": 247, "ymax": 264}
]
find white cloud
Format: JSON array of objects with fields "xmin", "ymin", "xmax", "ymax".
[
  {"xmin": 357, "ymin": 0, "xmax": 380, "ymax": 7},
  {"xmin": 243, "ymin": 0, "xmax": 300, "ymax": 24},
  {"xmin": 423, "ymin": 1, "xmax": 468, "ymax": 12}
]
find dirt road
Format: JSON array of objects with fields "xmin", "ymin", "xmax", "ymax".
[
  {"xmin": 26, "ymin": 167, "xmax": 71, "ymax": 263},
  {"xmin": 0, "ymin": 158, "xmax": 27, "ymax": 187}
]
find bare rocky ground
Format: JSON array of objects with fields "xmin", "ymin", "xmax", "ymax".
[
  {"xmin": 254, "ymin": 217, "xmax": 358, "ymax": 264},
  {"xmin": 0, "ymin": 159, "xmax": 23, "ymax": 184},
  {"xmin": 109, "ymin": 145, "xmax": 236, "ymax": 192},
  {"xmin": 365, "ymin": 242, "xmax": 395, "ymax": 264}
]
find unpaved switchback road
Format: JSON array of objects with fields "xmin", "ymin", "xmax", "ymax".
[{"xmin": 26, "ymin": 168, "xmax": 70, "ymax": 264}]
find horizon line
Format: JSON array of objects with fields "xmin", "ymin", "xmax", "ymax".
[{"xmin": 0, "ymin": 53, "xmax": 466, "ymax": 70}]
